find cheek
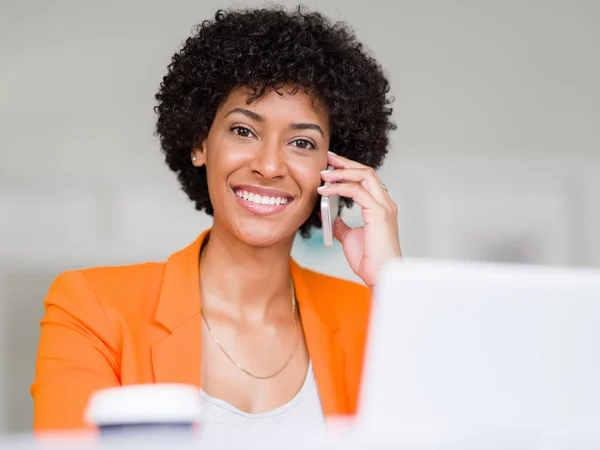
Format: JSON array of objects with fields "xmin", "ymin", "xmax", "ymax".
[
  {"xmin": 293, "ymin": 163, "xmax": 322, "ymax": 195},
  {"xmin": 205, "ymin": 136, "xmax": 249, "ymax": 178}
]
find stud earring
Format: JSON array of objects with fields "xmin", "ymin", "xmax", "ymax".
[{"xmin": 192, "ymin": 155, "xmax": 197, "ymax": 162}]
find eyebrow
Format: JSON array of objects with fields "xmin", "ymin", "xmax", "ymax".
[
  {"xmin": 224, "ymin": 108, "xmax": 264, "ymax": 122},
  {"xmin": 290, "ymin": 123, "xmax": 324, "ymax": 137},
  {"xmin": 225, "ymin": 107, "xmax": 324, "ymax": 137}
]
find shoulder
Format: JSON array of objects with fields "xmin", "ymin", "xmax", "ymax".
[
  {"xmin": 298, "ymin": 267, "xmax": 371, "ymax": 327},
  {"xmin": 47, "ymin": 262, "xmax": 166, "ymax": 319}
]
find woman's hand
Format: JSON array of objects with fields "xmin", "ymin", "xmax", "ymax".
[{"xmin": 318, "ymin": 152, "xmax": 401, "ymax": 288}]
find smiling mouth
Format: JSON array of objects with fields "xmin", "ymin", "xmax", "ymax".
[{"xmin": 233, "ymin": 188, "xmax": 294, "ymax": 206}]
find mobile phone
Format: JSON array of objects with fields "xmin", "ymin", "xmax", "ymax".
[{"xmin": 320, "ymin": 165, "xmax": 340, "ymax": 248}]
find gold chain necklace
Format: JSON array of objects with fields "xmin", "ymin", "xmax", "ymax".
[{"xmin": 200, "ymin": 282, "xmax": 298, "ymax": 380}]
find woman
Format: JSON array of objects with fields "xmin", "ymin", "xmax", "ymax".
[{"xmin": 31, "ymin": 6, "xmax": 400, "ymax": 434}]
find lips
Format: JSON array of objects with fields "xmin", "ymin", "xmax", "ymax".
[{"xmin": 231, "ymin": 185, "xmax": 295, "ymax": 216}]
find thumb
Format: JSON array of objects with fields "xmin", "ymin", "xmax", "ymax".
[{"xmin": 332, "ymin": 215, "xmax": 352, "ymax": 244}]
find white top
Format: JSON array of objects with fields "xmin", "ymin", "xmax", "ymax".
[{"xmin": 198, "ymin": 361, "xmax": 328, "ymax": 441}]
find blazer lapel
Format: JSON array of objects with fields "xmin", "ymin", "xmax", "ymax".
[
  {"xmin": 291, "ymin": 261, "xmax": 348, "ymax": 416},
  {"xmin": 151, "ymin": 231, "xmax": 209, "ymax": 387},
  {"xmin": 151, "ymin": 316, "xmax": 201, "ymax": 386}
]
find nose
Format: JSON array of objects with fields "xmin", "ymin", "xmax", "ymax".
[{"xmin": 248, "ymin": 138, "xmax": 288, "ymax": 181}]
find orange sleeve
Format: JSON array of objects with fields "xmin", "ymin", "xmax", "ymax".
[{"xmin": 31, "ymin": 271, "xmax": 121, "ymax": 432}]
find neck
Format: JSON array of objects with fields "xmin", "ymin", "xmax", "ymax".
[{"xmin": 198, "ymin": 222, "xmax": 295, "ymax": 320}]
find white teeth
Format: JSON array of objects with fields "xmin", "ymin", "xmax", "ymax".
[{"xmin": 235, "ymin": 190, "xmax": 291, "ymax": 206}]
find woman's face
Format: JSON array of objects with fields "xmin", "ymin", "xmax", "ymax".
[{"xmin": 193, "ymin": 86, "xmax": 330, "ymax": 247}]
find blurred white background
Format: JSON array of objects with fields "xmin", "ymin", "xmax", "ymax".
[{"xmin": 0, "ymin": 0, "xmax": 598, "ymax": 433}]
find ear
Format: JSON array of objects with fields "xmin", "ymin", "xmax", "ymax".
[{"xmin": 191, "ymin": 139, "xmax": 207, "ymax": 168}]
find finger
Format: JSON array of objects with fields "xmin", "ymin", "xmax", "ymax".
[
  {"xmin": 318, "ymin": 182, "xmax": 384, "ymax": 217},
  {"xmin": 321, "ymin": 167, "xmax": 389, "ymax": 205},
  {"xmin": 332, "ymin": 215, "xmax": 351, "ymax": 244},
  {"xmin": 326, "ymin": 151, "xmax": 368, "ymax": 170}
]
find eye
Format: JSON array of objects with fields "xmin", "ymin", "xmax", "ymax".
[
  {"xmin": 290, "ymin": 139, "xmax": 316, "ymax": 151},
  {"xmin": 231, "ymin": 126, "xmax": 256, "ymax": 139}
]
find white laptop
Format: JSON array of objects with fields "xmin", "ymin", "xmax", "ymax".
[{"xmin": 358, "ymin": 259, "xmax": 600, "ymax": 445}]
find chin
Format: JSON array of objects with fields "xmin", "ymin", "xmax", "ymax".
[{"xmin": 232, "ymin": 218, "xmax": 297, "ymax": 248}]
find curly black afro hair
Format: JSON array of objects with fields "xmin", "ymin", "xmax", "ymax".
[{"xmin": 155, "ymin": 5, "xmax": 396, "ymax": 237}]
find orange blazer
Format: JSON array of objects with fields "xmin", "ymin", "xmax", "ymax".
[{"xmin": 31, "ymin": 229, "xmax": 372, "ymax": 432}]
